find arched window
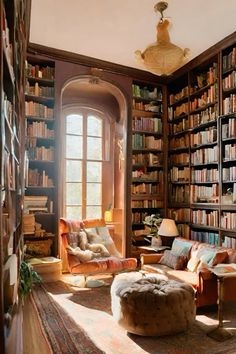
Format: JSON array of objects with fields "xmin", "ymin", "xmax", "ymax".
[{"xmin": 63, "ymin": 107, "xmax": 109, "ymax": 219}]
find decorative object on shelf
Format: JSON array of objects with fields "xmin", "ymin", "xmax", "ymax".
[
  {"xmin": 158, "ymin": 218, "xmax": 179, "ymax": 246},
  {"xmin": 143, "ymin": 214, "xmax": 163, "ymax": 246},
  {"xmin": 104, "ymin": 204, "xmax": 113, "ymax": 223},
  {"xmin": 135, "ymin": 1, "xmax": 190, "ymax": 76}
]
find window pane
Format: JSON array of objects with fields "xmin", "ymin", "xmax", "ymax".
[
  {"xmin": 87, "ymin": 115, "xmax": 102, "ymax": 137},
  {"xmin": 66, "ymin": 206, "xmax": 82, "ymax": 220},
  {"xmin": 66, "ymin": 160, "xmax": 81, "ymax": 182},
  {"xmin": 66, "ymin": 135, "xmax": 82, "ymax": 158},
  {"xmin": 87, "ymin": 137, "xmax": 102, "ymax": 160},
  {"xmin": 66, "ymin": 114, "xmax": 82, "ymax": 135},
  {"xmin": 87, "ymin": 183, "xmax": 101, "ymax": 205},
  {"xmin": 87, "ymin": 162, "xmax": 101, "ymax": 182},
  {"xmin": 86, "ymin": 206, "xmax": 101, "ymax": 219},
  {"xmin": 66, "ymin": 183, "xmax": 82, "ymax": 205}
]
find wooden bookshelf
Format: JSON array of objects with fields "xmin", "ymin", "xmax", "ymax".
[
  {"xmin": 24, "ymin": 54, "xmax": 58, "ymax": 258},
  {"xmin": 0, "ymin": 0, "xmax": 31, "ymax": 352}
]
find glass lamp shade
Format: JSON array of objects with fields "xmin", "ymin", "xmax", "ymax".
[
  {"xmin": 104, "ymin": 210, "xmax": 113, "ymax": 223},
  {"xmin": 158, "ymin": 218, "xmax": 179, "ymax": 237}
]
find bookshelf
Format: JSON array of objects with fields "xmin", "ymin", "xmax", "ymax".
[
  {"xmin": 167, "ymin": 73, "xmax": 191, "ymax": 238},
  {"xmin": 131, "ymin": 82, "xmax": 165, "ymax": 254},
  {"xmin": 24, "ymin": 55, "xmax": 58, "ymax": 258},
  {"xmin": 0, "ymin": 0, "xmax": 30, "ymax": 352}
]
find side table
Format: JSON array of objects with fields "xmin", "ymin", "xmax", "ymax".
[{"xmin": 207, "ymin": 264, "xmax": 236, "ymax": 341}]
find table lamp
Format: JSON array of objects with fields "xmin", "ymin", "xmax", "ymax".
[{"xmin": 158, "ymin": 218, "xmax": 179, "ymax": 247}]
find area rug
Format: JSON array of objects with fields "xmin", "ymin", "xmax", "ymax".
[
  {"xmin": 31, "ymin": 284, "xmax": 105, "ymax": 354},
  {"xmin": 32, "ymin": 277, "xmax": 236, "ymax": 354}
]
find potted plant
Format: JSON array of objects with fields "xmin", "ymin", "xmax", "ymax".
[
  {"xmin": 19, "ymin": 260, "xmax": 41, "ymax": 302},
  {"xmin": 143, "ymin": 214, "xmax": 163, "ymax": 247}
]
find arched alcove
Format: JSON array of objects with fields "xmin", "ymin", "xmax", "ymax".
[{"xmin": 60, "ymin": 75, "xmax": 129, "ymax": 256}]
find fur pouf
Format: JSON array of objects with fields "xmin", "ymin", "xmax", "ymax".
[{"xmin": 111, "ymin": 272, "xmax": 196, "ymax": 336}]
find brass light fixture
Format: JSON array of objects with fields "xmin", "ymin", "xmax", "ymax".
[{"xmin": 135, "ymin": 1, "xmax": 190, "ymax": 76}]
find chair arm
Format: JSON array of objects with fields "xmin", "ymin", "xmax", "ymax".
[
  {"xmin": 140, "ymin": 253, "xmax": 163, "ymax": 266},
  {"xmin": 198, "ymin": 268, "xmax": 215, "ymax": 281}
]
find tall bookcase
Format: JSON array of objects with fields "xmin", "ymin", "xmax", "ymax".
[
  {"xmin": 167, "ymin": 37, "xmax": 236, "ymax": 248},
  {"xmin": 131, "ymin": 81, "xmax": 165, "ymax": 253},
  {"xmin": 24, "ymin": 54, "xmax": 58, "ymax": 258},
  {"xmin": 0, "ymin": 0, "xmax": 30, "ymax": 352}
]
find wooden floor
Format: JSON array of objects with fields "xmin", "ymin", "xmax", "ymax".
[{"xmin": 23, "ymin": 295, "xmax": 51, "ymax": 354}]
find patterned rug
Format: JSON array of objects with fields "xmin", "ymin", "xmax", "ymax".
[
  {"xmin": 32, "ymin": 276, "xmax": 236, "ymax": 354},
  {"xmin": 31, "ymin": 284, "xmax": 105, "ymax": 354}
]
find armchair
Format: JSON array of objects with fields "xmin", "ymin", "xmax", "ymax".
[{"xmin": 60, "ymin": 218, "xmax": 137, "ymax": 277}]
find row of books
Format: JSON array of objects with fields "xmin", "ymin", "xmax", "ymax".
[
  {"xmin": 132, "ymin": 212, "xmax": 148, "ymax": 224},
  {"xmin": 192, "ymin": 209, "xmax": 218, "ymax": 227},
  {"xmin": 131, "ymin": 199, "xmax": 163, "ymax": 208},
  {"xmin": 191, "ymin": 230, "xmax": 219, "ymax": 245},
  {"xmin": 169, "ymin": 185, "xmax": 190, "ymax": 204},
  {"xmin": 192, "ymin": 64, "xmax": 218, "ymax": 91},
  {"xmin": 222, "ymin": 236, "xmax": 236, "ymax": 249},
  {"xmin": 27, "ymin": 169, "xmax": 54, "ymax": 187},
  {"xmin": 26, "ymin": 62, "xmax": 54, "ymax": 80},
  {"xmin": 131, "ymin": 183, "xmax": 162, "ymax": 195},
  {"xmin": 25, "ymin": 81, "xmax": 54, "ymax": 98},
  {"xmin": 191, "ymin": 146, "xmax": 218, "ymax": 164},
  {"xmin": 169, "ymin": 135, "xmax": 189, "ymax": 150},
  {"xmin": 170, "ymin": 102, "xmax": 188, "ymax": 119},
  {"xmin": 222, "ymin": 167, "xmax": 236, "ymax": 181},
  {"xmin": 132, "ymin": 153, "xmax": 162, "ymax": 166},
  {"xmin": 223, "ymin": 94, "xmax": 236, "ymax": 115},
  {"xmin": 27, "ymin": 122, "xmax": 54, "ymax": 139},
  {"xmin": 27, "ymin": 146, "xmax": 55, "ymax": 161},
  {"xmin": 221, "ymin": 212, "xmax": 236, "ymax": 230},
  {"xmin": 224, "ymin": 144, "xmax": 236, "ymax": 161},
  {"xmin": 190, "ymin": 184, "xmax": 218, "ymax": 203},
  {"xmin": 222, "ymin": 70, "xmax": 236, "ymax": 90},
  {"xmin": 168, "ymin": 208, "xmax": 191, "ymax": 222},
  {"xmin": 3, "ymin": 93, "xmax": 13, "ymax": 126},
  {"xmin": 190, "ymin": 84, "xmax": 218, "ymax": 112},
  {"xmin": 177, "ymin": 223, "xmax": 190, "ymax": 238},
  {"xmin": 190, "ymin": 127, "xmax": 217, "ymax": 146},
  {"xmin": 25, "ymin": 101, "xmax": 54, "ymax": 118},
  {"xmin": 222, "ymin": 47, "xmax": 236, "ymax": 72},
  {"xmin": 132, "ymin": 135, "xmax": 162, "ymax": 150},
  {"xmin": 169, "ymin": 86, "xmax": 188, "ymax": 105},
  {"xmin": 169, "ymin": 167, "xmax": 190, "ymax": 182},
  {"xmin": 222, "ymin": 119, "xmax": 236, "ymax": 139},
  {"xmin": 191, "ymin": 168, "xmax": 218, "ymax": 183},
  {"xmin": 170, "ymin": 118, "xmax": 189, "ymax": 135},
  {"xmin": 132, "ymin": 117, "xmax": 162, "ymax": 133},
  {"xmin": 132, "ymin": 100, "xmax": 162, "ymax": 113},
  {"xmin": 132, "ymin": 169, "xmax": 162, "ymax": 180},
  {"xmin": 169, "ymin": 153, "xmax": 189, "ymax": 165},
  {"xmin": 189, "ymin": 106, "xmax": 217, "ymax": 128},
  {"xmin": 132, "ymin": 84, "xmax": 162, "ymax": 101}
]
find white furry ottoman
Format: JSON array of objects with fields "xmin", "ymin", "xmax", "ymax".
[{"xmin": 111, "ymin": 272, "xmax": 196, "ymax": 336}]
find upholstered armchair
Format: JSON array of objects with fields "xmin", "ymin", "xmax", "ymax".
[{"xmin": 60, "ymin": 218, "xmax": 137, "ymax": 277}]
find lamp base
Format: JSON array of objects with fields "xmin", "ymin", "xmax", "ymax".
[
  {"xmin": 207, "ymin": 326, "xmax": 232, "ymax": 342},
  {"xmin": 160, "ymin": 236, "xmax": 175, "ymax": 247}
]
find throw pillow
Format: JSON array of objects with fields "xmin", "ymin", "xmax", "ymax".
[
  {"xmin": 171, "ymin": 238, "xmax": 193, "ymax": 257},
  {"xmin": 196, "ymin": 248, "xmax": 216, "ymax": 264},
  {"xmin": 159, "ymin": 250, "xmax": 187, "ymax": 270},
  {"xmin": 187, "ymin": 257, "xmax": 200, "ymax": 272},
  {"xmin": 66, "ymin": 232, "xmax": 79, "ymax": 248},
  {"xmin": 85, "ymin": 230, "xmax": 104, "ymax": 245},
  {"xmin": 96, "ymin": 226, "xmax": 113, "ymax": 245},
  {"xmin": 208, "ymin": 251, "xmax": 228, "ymax": 266}
]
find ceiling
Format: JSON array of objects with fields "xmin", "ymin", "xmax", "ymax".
[{"xmin": 30, "ymin": 0, "xmax": 236, "ymax": 76}]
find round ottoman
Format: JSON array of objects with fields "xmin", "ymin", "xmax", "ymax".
[{"xmin": 111, "ymin": 272, "xmax": 196, "ymax": 336}]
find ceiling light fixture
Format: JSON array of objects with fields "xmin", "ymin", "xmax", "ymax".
[{"xmin": 135, "ymin": 1, "xmax": 190, "ymax": 76}]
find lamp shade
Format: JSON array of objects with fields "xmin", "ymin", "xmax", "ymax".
[{"xmin": 158, "ymin": 218, "xmax": 179, "ymax": 237}]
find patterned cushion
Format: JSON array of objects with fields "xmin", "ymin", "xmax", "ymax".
[
  {"xmin": 209, "ymin": 251, "xmax": 229, "ymax": 266},
  {"xmin": 171, "ymin": 238, "xmax": 193, "ymax": 257},
  {"xmin": 159, "ymin": 250, "xmax": 187, "ymax": 270}
]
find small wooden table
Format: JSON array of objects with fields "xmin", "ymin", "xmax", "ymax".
[
  {"xmin": 207, "ymin": 264, "xmax": 236, "ymax": 342},
  {"xmin": 137, "ymin": 245, "xmax": 170, "ymax": 254}
]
